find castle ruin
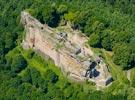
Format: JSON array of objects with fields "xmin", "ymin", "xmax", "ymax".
[{"xmin": 21, "ymin": 11, "xmax": 113, "ymax": 88}]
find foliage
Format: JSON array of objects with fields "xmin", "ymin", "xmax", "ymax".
[
  {"xmin": 57, "ymin": 4, "xmax": 68, "ymax": 15},
  {"xmin": 11, "ymin": 55, "xmax": 27, "ymax": 73},
  {"xmin": 64, "ymin": 11, "xmax": 76, "ymax": 22},
  {"xmin": 113, "ymin": 43, "xmax": 134, "ymax": 69},
  {"xmin": 88, "ymin": 33, "xmax": 101, "ymax": 47},
  {"xmin": 2, "ymin": 47, "xmax": 131, "ymax": 100},
  {"xmin": 43, "ymin": 69, "xmax": 58, "ymax": 83},
  {"xmin": 0, "ymin": 0, "xmax": 135, "ymax": 99},
  {"xmin": 131, "ymin": 68, "xmax": 135, "ymax": 87}
]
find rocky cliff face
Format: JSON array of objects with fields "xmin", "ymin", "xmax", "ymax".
[{"xmin": 21, "ymin": 11, "xmax": 112, "ymax": 88}]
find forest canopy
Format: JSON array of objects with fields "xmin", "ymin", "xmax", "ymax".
[
  {"xmin": 0, "ymin": 0, "xmax": 135, "ymax": 69},
  {"xmin": 0, "ymin": 0, "xmax": 135, "ymax": 100}
]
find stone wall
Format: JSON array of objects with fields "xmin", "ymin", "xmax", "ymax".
[
  {"xmin": 21, "ymin": 11, "xmax": 112, "ymax": 88},
  {"xmin": 21, "ymin": 11, "xmax": 86, "ymax": 81}
]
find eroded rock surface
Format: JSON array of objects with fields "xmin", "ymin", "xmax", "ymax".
[{"xmin": 21, "ymin": 11, "xmax": 112, "ymax": 88}]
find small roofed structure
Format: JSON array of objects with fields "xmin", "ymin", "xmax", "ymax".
[{"xmin": 56, "ymin": 32, "xmax": 68, "ymax": 41}]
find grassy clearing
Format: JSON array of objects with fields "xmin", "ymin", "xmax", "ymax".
[
  {"xmin": 13, "ymin": 46, "xmax": 97, "ymax": 91},
  {"xmin": 18, "ymin": 47, "xmax": 46, "ymax": 74},
  {"xmin": 91, "ymin": 49, "xmax": 131, "ymax": 94},
  {"xmin": 91, "ymin": 47, "xmax": 130, "ymax": 95},
  {"xmin": 101, "ymin": 49, "xmax": 129, "ymax": 84},
  {"xmin": 7, "ymin": 43, "xmax": 129, "ymax": 92},
  {"xmin": 91, "ymin": 47, "xmax": 129, "ymax": 84},
  {"xmin": 14, "ymin": 46, "xmax": 69, "ymax": 88}
]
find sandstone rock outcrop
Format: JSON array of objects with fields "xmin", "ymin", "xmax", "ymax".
[{"xmin": 21, "ymin": 11, "xmax": 112, "ymax": 88}]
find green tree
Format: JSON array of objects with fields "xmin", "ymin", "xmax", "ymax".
[
  {"xmin": 21, "ymin": 68, "xmax": 32, "ymax": 83},
  {"xmin": 30, "ymin": 68, "xmax": 40, "ymax": 87},
  {"xmin": 113, "ymin": 43, "xmax": 130, "ymax": 69},
  {"xmin": 88, "ymin": 33, "xmax": 101, "ymax": 47},
  {"xmin": 101, "ymin": 31, "xmax": 112, "ymax": 50},
  {"xmin": 4, "ymin": 32, "xmax": 14, "ymax": 51},
  {"xmin": 64, "ymin": 85, "xmax": 74, "ymax": 98},
  {"xmin": 43, "ymin": 69, "xmax": 58, "ymax": 84},
  {"xmin": 47, "ymin": 84, "xmax": 65, "ymax": 99},
  {"xmin": 11, "ymin": 55, "xmax": 27, "ymax": 73},
  {"xmin": 64, "ymin": 11, "xmax": 76, "ymax": 22},
  {"xmin": 57, "ymin": 4, "xmax": 68, "ymax": 15}
]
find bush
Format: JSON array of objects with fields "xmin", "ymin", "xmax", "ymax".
[
  {"xmin": 26, "ymin": 50, "xmax": 35, "ymax": 59},
  {"xmin": 11, "ymin": 55, "xmax": 27, "ymax": 73},
  {"xmin": 113, "ymin": 43, "xmax": 133, "ymax": 69},
  {"xmin": 21, "ymin": 68, "xmax": 32, "ymax": 83},
  {"xmin": 88, "ymin": 33, "xmax": 101, "ymax": 47},
  {"xmin": 43, "ymin": 69, "xmax": 58, "ymax": 83}
]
